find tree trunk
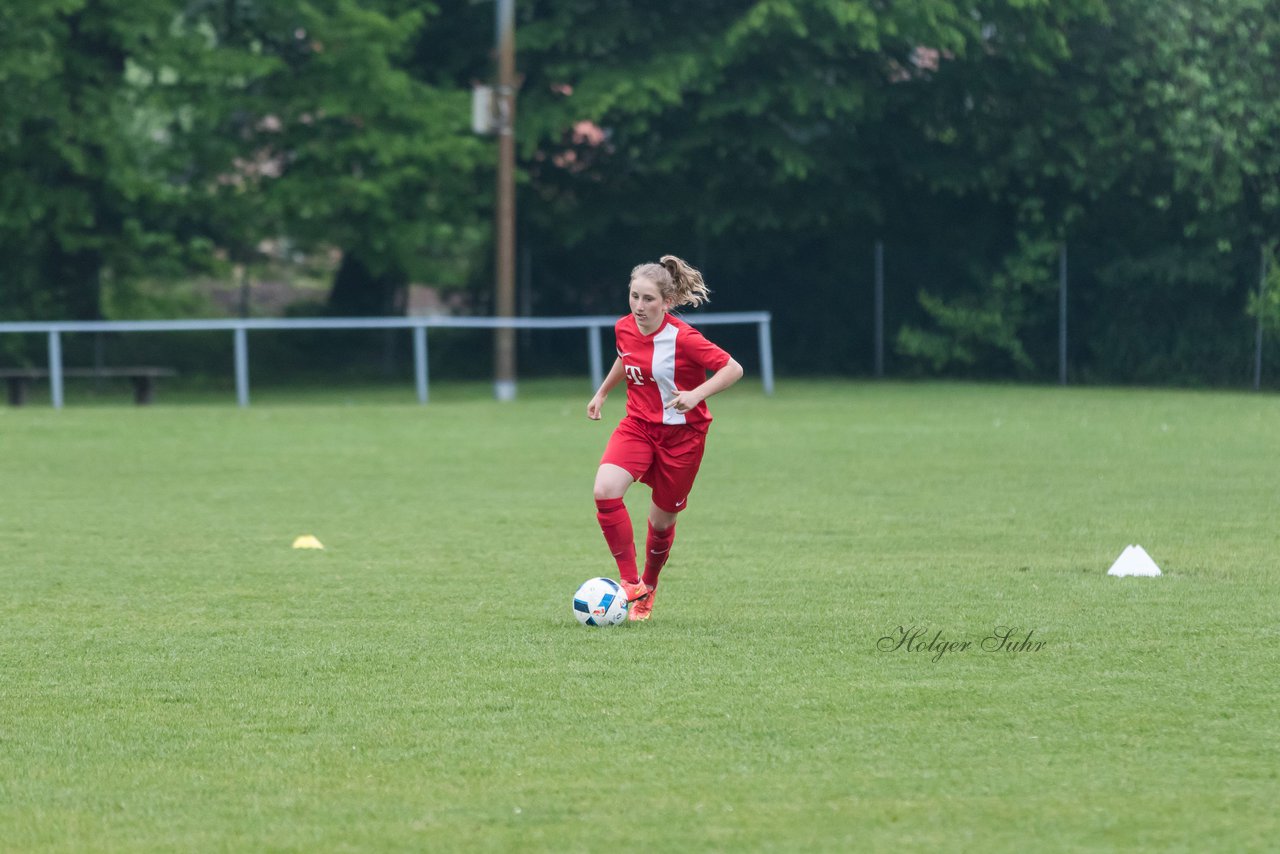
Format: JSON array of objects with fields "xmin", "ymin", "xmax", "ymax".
[
  {"xmin": 43, "ymin": 245, "xmax": 104, "ymax": 321},
  {"xmin": 327, "ymin": 252, "xmax": 407, "ymax": 316}
]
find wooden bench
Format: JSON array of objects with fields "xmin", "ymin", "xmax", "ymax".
[{"xmin": 0, "ymin": 367, "xmax": 178, "ymax": 406}]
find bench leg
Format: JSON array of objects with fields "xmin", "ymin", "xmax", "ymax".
[
  {"xmin": 6, "ymin": 378, "xmax": 26, "ymax": 407},
  {"xmin": 132, "ymin": 376, "xmax": 155, "ymax": 405}
]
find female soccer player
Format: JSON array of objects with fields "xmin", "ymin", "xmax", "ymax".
[{"xmin": 586, "ymin": 255, "xmax": 744, "ymax": 621}]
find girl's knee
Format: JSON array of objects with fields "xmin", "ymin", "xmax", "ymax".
[
  {"xmin": 648, "ymin": 508, "xmax": 678, "ymax": 530},
  {"xmin": 593, "ymin": 483, "xmax": 625, "ymax": 502},
  {"xmin": 593, "ymin": 465, "xmax": 632, "ymax": 501}
]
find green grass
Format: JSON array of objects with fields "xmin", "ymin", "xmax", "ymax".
[{"xmin": 2, "ymin": 380, "xmax": 1278, "ymax": 852}]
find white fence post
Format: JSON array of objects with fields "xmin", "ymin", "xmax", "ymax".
[
  {"xmin": 1256, "ymin": 244, "xmax": 1267, "ymax": 392},
  {"xmin": 757, "ymin": 317, "xmax": 775, "ymax": 396},
  {"xmin": 234, "ymin": 326, "xmax": 249, "ymax": 407},
  {"xmin": 1059, "ymin": 243, "xmax": 1068, "ymax": 386},
  {"xmin": 48, "ymin": 331, "xmax": 64, "ymax": 410},
  {"xmin": 414, "ymin": 325, "xmax": 429, "ymax": 404},
  {"xmin": 588, "ymin": 325, "xmax": 603, "ymax": 391},
  {"xmin": 874, "ymin": 240, "xmax": 884, "ymax": 378}
]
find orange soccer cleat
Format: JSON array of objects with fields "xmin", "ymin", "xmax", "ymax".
[
  {"xmin": 619, "ymin": 580, "xmax": 652, "ymax": 604},
  {"xmin": 628, "ymin": 586, "xmax": 657, "ymax": 621}
]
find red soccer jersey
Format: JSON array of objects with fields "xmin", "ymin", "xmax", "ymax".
[{"xmin": 614, "ymin": 313, "xmax": 732, "ymax": 429}]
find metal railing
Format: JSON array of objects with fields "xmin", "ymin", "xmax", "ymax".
[{"xmin": 0, "ymin": 312, "xmax": 774, "ymax": 408}]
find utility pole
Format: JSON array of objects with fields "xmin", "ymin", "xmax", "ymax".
[{"xmin": 493, "ymin": 0, "xmax": 517, "ymax": 401}]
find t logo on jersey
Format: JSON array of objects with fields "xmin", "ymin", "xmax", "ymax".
[{"xmin": 624, "ymin": 365, "xmax": 645, "ymax": 385}]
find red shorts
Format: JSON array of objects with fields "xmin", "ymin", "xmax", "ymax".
[{"xmin": 600, "ymin": 416, "xmax": 708, "ymax": 513}]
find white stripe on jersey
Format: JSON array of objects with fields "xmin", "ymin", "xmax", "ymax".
[{"xmin": 652, "ymin": 324, "xmax": 685, "ymax": 425}]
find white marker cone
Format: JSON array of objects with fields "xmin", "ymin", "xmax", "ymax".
[{"xmin": 1107, "ymin": 544, "xmax": 1161, "ymax": 577}]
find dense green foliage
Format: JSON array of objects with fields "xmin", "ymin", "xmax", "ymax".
[
  {"xmin": 0, "ymin": 0, "xmax": 217, "ymax": 320},
  {"xmin": 0, "ymin": 0, "xmax": 489, "ymax": 324},
  {"xmin": 517, "ymin": 0, "xmax": 1279, "ymax": 384},
  {"xmin": 2, "ymin": 381, "xmax": 1279, "ymax": 849},
  {"xmin": 1, "ymin": 1, "xmax": 1277, "ymax": 384}
]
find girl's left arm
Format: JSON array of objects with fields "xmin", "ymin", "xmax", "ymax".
[{"xmin": 665, "ymin": 358, "xmax": 744, "ymax": 412}]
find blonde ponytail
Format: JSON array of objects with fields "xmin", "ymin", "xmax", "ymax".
[{"xmin": 630, "ymin": 255, "xmax": 711, "ymax": 309}]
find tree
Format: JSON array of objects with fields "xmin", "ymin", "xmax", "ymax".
[
  {"xmin": 0, "ymin": 0, "xmax": 492, "ymax": 324},
  {"xmin": 0, "ymin": 0, "xmax": 222, "ymax": 321},
  {"xmin": 184, "ymin": 0, "xmax": 492, "ymax": 316},
  {"xmin": 1138, "ymin": 0, "xmax": 1280, "ymax": 242},
  {"xmin": 515, "ymin": 0, "xmax": 1110, "ymax": 373},
  {"xmin": 872, "ymin": 0, "xmax": 1280, "ymax": 381}
]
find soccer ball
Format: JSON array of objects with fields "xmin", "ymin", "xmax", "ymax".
[{"xmin": 572, "ymin": 577, "xmax": 628, "ymax": 627}]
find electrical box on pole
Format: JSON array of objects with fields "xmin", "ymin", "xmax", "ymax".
[{"xmin": 471, "ymin": 84, "xmax": 495, "ymax": 135}]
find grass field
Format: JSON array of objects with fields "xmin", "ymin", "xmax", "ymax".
[{"xmin": 2, "ymin": 379, "xmax": 1278, "ymax": 852}]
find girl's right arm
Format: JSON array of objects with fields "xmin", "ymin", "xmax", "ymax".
[{"xmin": 587, "ymin": 358, "xmax": 625, "ymax": 420}]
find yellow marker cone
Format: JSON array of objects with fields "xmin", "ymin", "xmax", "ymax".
[{"xmin": 292, "ymin": 535, "xmax": 325, "ymax": 550}]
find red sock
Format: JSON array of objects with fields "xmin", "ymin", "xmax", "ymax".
[
  {"xmin": 595, "ymin": 498, "xmax": 639, "ymax": 584},
  {"xmin": 643, "ymin": 522, "xmax": 676, "ymax": 589}
]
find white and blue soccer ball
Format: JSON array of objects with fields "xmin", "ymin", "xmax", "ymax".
[{"xmin": 572, "ymin": 577, "xmax": 628, "ymax": 627}]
